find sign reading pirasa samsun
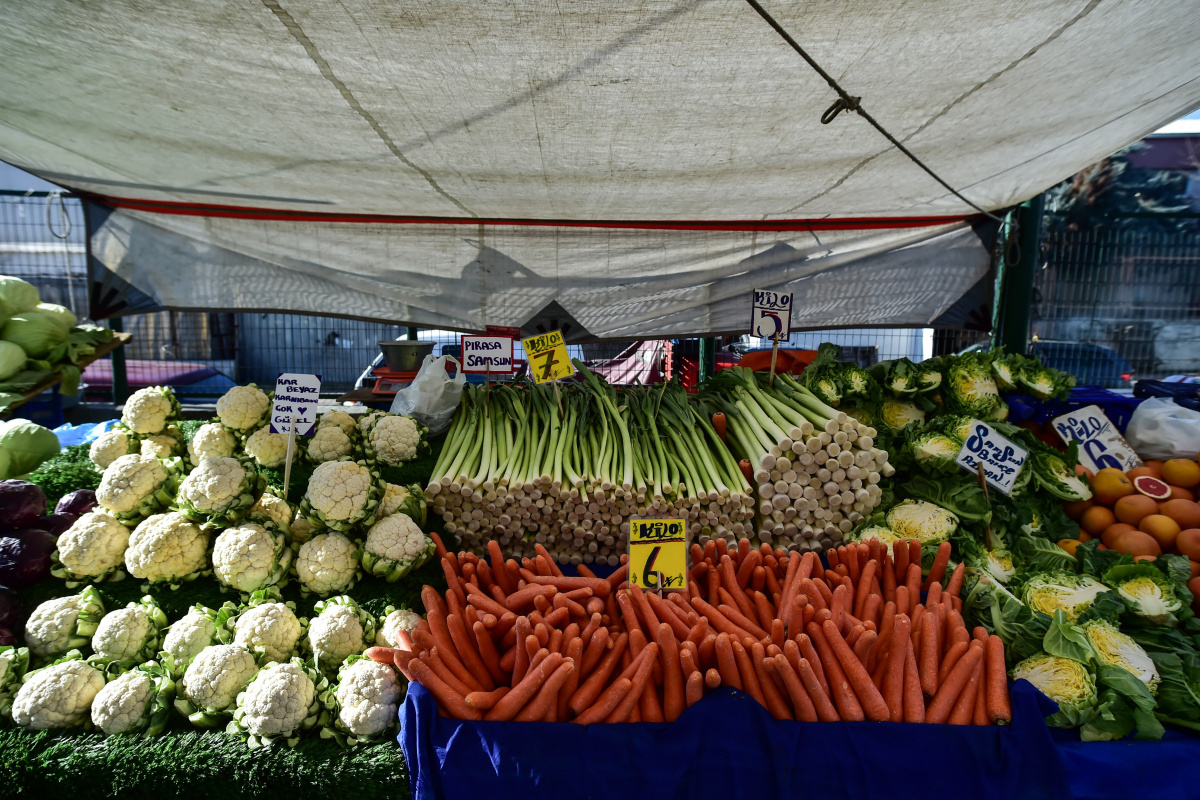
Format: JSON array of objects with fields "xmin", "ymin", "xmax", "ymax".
[
  {"xmin": 955, "ymin": 420, "xmax": 1028, "ymax": 496},
  {"xmin": 270, "ymin": 373, "xmax": 322, "ymax": 436},
  {"xmin": 460, "ymin": 335, "xmax": 514, "ymax": 374}
]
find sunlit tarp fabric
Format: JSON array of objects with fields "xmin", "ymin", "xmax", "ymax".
[{"xmin": 2, "ymin": 0, "xmax": 1197, "ymax": 336}]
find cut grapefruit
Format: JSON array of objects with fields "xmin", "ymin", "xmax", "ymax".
[{"xmin": 1133, "ymin": 474, "xmax": 1172, "ymax": 500}]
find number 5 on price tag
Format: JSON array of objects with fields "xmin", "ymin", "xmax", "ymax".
[{"xmin": 521, "ymin": 330, "xmax": 575, "ymax": 384}]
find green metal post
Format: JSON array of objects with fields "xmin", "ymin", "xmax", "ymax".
[
  {"xmin": 698, "ymin": 337, "xmax": 715, "ymax": 382},
  {"xmin": 998, "ymin": 194, "xmax": 1044, "ymax": 354},
  {"xmin": 407, "ymin": 326, "xmax": 419, "ymax": 341},
  {"xmin": 110, "ymin": 317, "xmax": 130, "ymax": 405}
]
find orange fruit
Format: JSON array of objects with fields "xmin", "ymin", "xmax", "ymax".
[
  {"xmin": 1101, "ymin": 522, "xmax": 1137, "ymax": 547},
  {"xmin": 1063, "ymin": 499, "xmax": 1094, "ymax": 521},
  {"xmin": 1169, "ymin": 485, "xmax": 1195, "ymax": 502},
  {"xmin": 1127, "ymin": 466, "xmax": 1159, "ymax": 480},
  {"xmin": 1098, "ymin": 543, "xmax": 1109, "ymax": 550},
  {"xmin": 1078, "ymin": 530, "xmax": 1094, "ymax": 542},
  {"xmin": 1139, "ymin": 514, "xmax": 1182, "ymax": 550},
  {"xmin": 1058, "ymin": 539, "xmax": 1083, "ymax": 556},
  {"xmin": 1075, "ymin": 463, "xmax": 1095, "ymax": 480},
  {"xmin": 1134, "ymin": 554, "xmax": 1158, "ymax": 563},
  {"xmin": 1092, "ymin": 468, "xmax": 1134, "ymax": 507},
  {"xmin": 1114, "ymin": 494, "xmax": 1158, "ymax": 525},
  {"xmin": 1162, "ymin": 459, "xmax": 1200, "ymax": 489},
  {"xmin": 1112, "ymin": 529, "xmax": 1162, "ymax": 557},
  {"xmin": 1190, "ymin": 560, "xmax": 1200, "ymax": 579},
  {"xmin": 1176, "ymin": 529, "xmax": 1200, "ymax": 560},
  {"xmin": 1144, "ymin": 460, "xmax": 1165, "ymax": 476},
  {"xmin": 1080, "ymin": 506, "xmax": 1117, "ymax": 536},
  {"xmin": 1160, "ymin": 499, "xmax": 1200, "ymax": 531}
]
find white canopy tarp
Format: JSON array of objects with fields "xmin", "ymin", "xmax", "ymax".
[{"xmin": 2, "ymin": 0, "xmax": 1198, "ymax": 335}]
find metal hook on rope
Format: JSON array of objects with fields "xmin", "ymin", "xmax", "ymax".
[
  {"xmin": 46, "ymin": 191, "xmax": 71, "ymax": 239},
  {"xmin": 820, "ymin": 95, "xmax": 860, "ymax": 125}
]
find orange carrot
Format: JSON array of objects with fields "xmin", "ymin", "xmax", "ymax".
[
  {"xmin": 558, "ymin": 637, "xmax": 585, "ymax": 720},
  {"xmin": 573, "ymin": 678, "xmax": 632, "ymax": 725},
  {"xmin": 752, "ymin": 591, "xmax": 775, "ymax": 632},
  {"xmin": 884, "ymin": 614, "xmax": 910, "ymax": 722},
  {"xmin": 870, "ymin": 601, "xmax": 897, "ymax": 674},
  {"xmin": 607, "ymin": 643, "xmax": 658, "ymax": 723},
  {"xmin": 410, "ymin": 657, "xmax": 482, "ymax": 720},
  {"xmin": 365, "ymin": 646, "xmax": 396, "ymax": 665},
  {"xmin": 515, "ymin": 660, "xmax": 575, "ymax": 722},
  {"xmin": 685, "ymin": 671, "xmax": 704, "ymax": 708},
  {"xmin": 769, "ymin": 655, "xmax": 817, "ymax": 722},
  {"xmin": 505, "ymin": 585, "xmax": 557, "ymax": 613},
  {"xmin": 926, "ymin": 640, "xmax": 984, "ymax": 724},
  {"xmin": 948, "ymin": 654, "xmax": 982, "ymax": 726},
  {"xmin": 986, "ymin": 635, "xmax": 1012, "ymax": 725},
  {"xmin": 736, "ymin": 550, "xmax": 761, "ymax": 589},
  {"xmin": 945, "ymin": 562, "xmax": 965, "ymax": 598},
  {"xmin": 472, "ymin": 621, "xmax": 507, "ymax": 685},
  {"xmin": 737, "ymin": 538, "xmax": 751, "ymax": 565},
  {"xmin": 393, "ymin": 649, "xmax": 416, "ymax": 681},
  {"xmin": 807, "ymin": 621, "xmax": 864, "ymax": 722},
  {"xmin": 690, "ymin": 597, "xmax": 755, "ymax": 641},
  {"xmin": 718, "ymin": 601, "xmax": 770, "ymax": 641},
  {"xmin": 845, "ymin": 544, "xmax": 860, "ymax": 586},
  {"xmin": 895, "ymin": 584, "xmax": 910, "ymax": 617},
  {"xmin": 528, "ymin": 575, "xmax": 611, "ymax": 596},
  {"xmin": 973, "ymin": 654, "xmax": 989, "ymax": 726},
  {"xmin": 853, "ymin": 629, "xmax": 877, "ymax": 664},
  {"xmin": 731, "ymin": 640, "xmax": 766, "ymax": 708},
  {"xmin": 924, "ymin": 542, "xmax": 952, "ymax": 590},
  {"xmin": 821, "ymin": 620, "xmax": 889, "ymax": 721},
  {"xmin": 720, "ymin": 555, "xmax": 758, "ymax": 620},
  {"xmin": 854, "ymin": 560, "xmax": 878, "ymax": 620},
  {"xmin": 797, "ymin": 657, "xmax": 840, "ymax": 721},
  {"xmin": 579, "ymin": 626, "xmax": 609, "ymax": 676},
  {"xmin": 907, "ymin": 540, "xmax": 922, "ymax": 574},
  {"xmin": 648, "ymin": 593, "xmax": 692, "ymax": 640},
  {"xmin": 894, "ymin": 542, "xmax": 910, "ymax": 584},
  {"xmin": 903, "ymin": 636, "xmax": 925, "ymax": 723},
  {"xmin": 699, "ymin": 634, "xmax": 717, "ymax": 672},
  {"xmin": 465, "ymin": 686, "xmax": 511, "ymax": 711},
  {"xmin": 712, "ymin": 411, "xmax": 727, "ymax": 441},
  {"xmin": 919, "ymin": 610, "xmax": 939, "ymax": 697},
  {"xmin": 657, "ymin": 623, "xmax": 686, "ymax": 722},
  {"xmin": 631, "ymin": 585, "xmax": 662, "ymax": 633},
  {"xmin": 715, "ymin": 633, "xmax": 742, "ymax": 690},
  {"xmin": 926, "ymin": 580, "xmax": 942, "ymax": 609},
  {"xmin": 568, "ymin": 632, "xmax": 628, "ymax": 716},
  {"xmin": 882, "ymin": 554, "xmax": 897, "ymax": 605},
  {"xmin": 862, "ymin": 594, "xmax": 883, "ymax": 631},
  {"xmin": 752, "ymin": 642, "xmax": 793, "ymax": 720},
  {"xmin": 938, "ymin": 641, "xmax": 970, "ymax": 687}
]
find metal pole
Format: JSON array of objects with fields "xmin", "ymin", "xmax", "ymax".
[
  {"xmin": 110, "ymin": 316, "xmax": 130, "ymax": 405},
  {"xmin": 998, "ymin": 194, "xmax": 1044, "ymax": 354},
  {"xmin": 407, "ymin": 326, "xmax": 419, "ymax": 341},
  {"xmin": 698, "ymin": 337, "xmax": 716, "ymax": 382}
]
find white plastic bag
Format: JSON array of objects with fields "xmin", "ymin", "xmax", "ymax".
[
  {"xmin": 1125, "ymin": 397, "xmax": 1200, "ymax": 461},
  {"xmin": 390, "ymin": 354, "xmax": 465, "ymax": 435}
]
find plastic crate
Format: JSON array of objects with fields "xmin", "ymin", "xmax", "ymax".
[
  {"xmin": 1007, "ymin": 386, "xmax": 1142, "ymax": 433},
  {"xmin": 12, "ymin": 389, "xmax": 65, "ymax": 428}
]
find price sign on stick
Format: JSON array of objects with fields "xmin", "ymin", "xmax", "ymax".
[
  {"xmin": 628, "ymin": 519, "xmax": 689, "ymax": 592},
  {"xmin": 461, "ymin": 335, "xmax": 515, "ymax": 375},
  {"xmin": 750, "ymin": 289, "xmax": 793, "ymax": 341},
  {"xmin": 955, "ymin": 421, "xmax": 1028, "ymax": 496},
  {"xmin": 521, "ymin": 330, "xmax": 575, "ymax": 384},
  {"xmin": 1051, "ymin": 405, "xmax": 1141, "ymax": 473},
  {"xmin": 271, "ymin": 373, "xmax": 321, "ymax": 499}
]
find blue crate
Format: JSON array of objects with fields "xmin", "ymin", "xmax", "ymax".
[
  {"xmin": 13, "ymin": 388, "xmax": 65, "ymax": 428},
  {"xmin": 1007, "ymin": 386, "xmax": 1142, "ymax": 433}
]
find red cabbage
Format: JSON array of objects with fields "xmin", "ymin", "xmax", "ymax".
[
  {"xmin": 0, "ymin": 480, "xmax": 47, "ymax": 530},
  {"xmin": 30, "ymin": 512, "xmax": 77, "ymax": 538},
  {"xmin": 0, "ymin": 585, "xmax": 22, "ymax": 630},
  {"xmin": 55, "ymin": 489, "xmax": 98, "ymax": 516},
  {"xmin": 0, "ymin": 627, "xmax": 14, "ymax": 646},
  {"xmin": 0, "ymin": 530, "xmax": 54, "ymax": 587}
]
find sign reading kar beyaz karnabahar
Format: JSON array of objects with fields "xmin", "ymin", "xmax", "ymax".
[{"xmin": 270, "ymin": 373, "xmax": 322, "ymax": 436}]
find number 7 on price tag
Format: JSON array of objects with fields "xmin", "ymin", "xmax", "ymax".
[{"xmin": 521, "ymin": 330, "xmax": 575, "ymax": 384}]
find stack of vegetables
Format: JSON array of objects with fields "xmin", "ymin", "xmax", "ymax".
[
  {"xmin": 0, "ymin": 275, "xmax": 114, "ymax": 411},
  {"xmin": 381, "ymin": 532, "xmax": 1013, "ymax": 725},
  {"xmin": 426, "ymin": 365, "xmax": 756, "ymax": 565}
]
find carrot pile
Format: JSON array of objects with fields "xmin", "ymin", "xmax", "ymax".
[{"xmin": 367, "ymin": 533, "xmax": 1012, "ymax": 726}]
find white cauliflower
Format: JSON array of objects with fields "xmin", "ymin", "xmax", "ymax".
[
  {"xmin": 90, "ymin": 663, "xmax": 175, "ymax": 735},
  {"xmin": 24, "ymin": 587, "xmax": 106, "ymax": 660},
  {"xmin": 251, "ymin": 492, "xmax": 292, "ymax": 531},
  {"xmin": 333, "ymin": 658, "xmax": 401, "ymax": 740},
  {"xmin": 317, "ymin": 410, "xmax": 357, "ymax": 437},
  {"xmin": 212, "ymin": 521, "xmax": 292, "ymax": 593},
  {"xmin": 357, "ymin": 410, "xmax": 386, "ymax": 435},
  {"xmin": 176, "ymin": 456, "xmax": 265, "ymax": 526},
  {"xmin": 295, "ymin": 533, "xmax": 359, "ymax": 596},
  {"xmin": 177, "ymin": 644, "xmax": 258, "ymax": 726},
  {"xmin": 376, "ymin": 608, "xmax": 422, "ymax": 648},
  {"xmin": 230, "ymin": 659, "xmax": 325, "ymax": 746},
  {"xmin": 307, "ymin": 597, "xmax": 375, "ymax": 672},
  {"xmin": 289, "ymin": 514, "xmax": 315, "ymax": 544},
  {"xmin": 361, "ymin": 513, "xmax": 434, "ymax": 582},
  {"xmin": 367, "ymin": 415, "xmax": 422, "ymax": 464},
  {"xmin": 124, "ymin": 512, "xmax": 209, "ymax": 586},
  {"xmin": 96, "ymin": 454, "xmax": 176, "ymax": 523},
  {"xmin": 11, "ymin": 658, "xmax": 106, "ymax": 730},
  {"xmin": 159, "ymin": 605, "xmax": 220, "ymax": 677},
  {"xmin": 300, "ymin": 460, "xmax": 383, "ymax": 533},
  {"xmin": 90, "ymin": 428, "xmax": 135, "ymax": 469},
  {"xmin": 305, "ymin": 425, "xmax": 354, "ymax": 464},
  {"xmin": 91, "ymin": 597, "xmax": 169, "ymax": 667},
  {"xmin": 121, "ymin": 386, "xmax": 179, "ymax": 435},
  {"xmin": 139, "ymin": 426, "xmax": 183, "ymax": 459},
  {"xmin": 232, "ymin": 602, "xmax": 304, "ymax": 663},
  {"xmin": 245, "ymin": 426, "xmax": 290, "ymax": 469},
  {"xmin": 52, "ymin": 511, "xmax": 131, "ymax": 583},
  {"xmin": 187, "ymin": 422, "xmax": 237, "ymax": 466},
  {"xmin": 216, "ymin": 385, "xmax": 271, "ymax": 433},
  {"xmin": 379, "ymin": 482, "xmax": 426, "ymax": 526}
]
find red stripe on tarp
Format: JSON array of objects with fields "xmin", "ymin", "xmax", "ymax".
[{"xmin": 81, "ymin": 192, "xmax": 978, "ymax": 232}]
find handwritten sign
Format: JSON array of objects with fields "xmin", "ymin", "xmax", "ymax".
[
  {"xmin": 627, "ymin": 519, "xmax": 689, "ymax": 592},
  {"xmin": 461, "ymin": 335, "xmax": 514, "ymax": 374},
  {"xmin": 521, "ymin": 330, "xmax": 575, "ymax": 384},
  {"xmin": 1052, "ymin": 405, "xmax": 1141, "ymax": 473},
  {"xmin": 751, "ymin": 289, "xmax": 793, "ymax": 341},
  {"xmin": 270, "ymin": 373, "xmax": 322, "ymax": 436},
  {"xmin": 955, "ymin": 421, "xmax": 1028, "ymax": 496},
  {"xmin": 486, "ymin": 325, "xmax": 522, "ymax": 338}
]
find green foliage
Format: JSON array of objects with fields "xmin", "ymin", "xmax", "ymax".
[
  {"xmin": 900, "ymin": 473, "xmax": 992, "ymax": 523},
  {"xmin": 26, "ymin": 444, "xmax": 102, "ymax": 504}
]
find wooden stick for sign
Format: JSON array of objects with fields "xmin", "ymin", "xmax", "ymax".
[
  {"xmin": 768, "ymin": 338, "xmax": 781, "ymax": 387},
  {"xmin": 283, "ymin": 415, "xmax": 297, "ymax": 501},
  {"xmin": 975, "ymin": 462, "xmax": 990, "ymax": 505}
]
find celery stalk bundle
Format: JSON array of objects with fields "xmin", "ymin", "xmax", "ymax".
[
  {"xmin": 700, "ymin": 367, "xmax": 894, "ymax": 553},
  {"xmin": 425, "ymin": 363, "xmax": 755, "ymax": 564}
]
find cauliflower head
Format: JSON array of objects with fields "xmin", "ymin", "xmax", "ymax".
[
  {"xmin": 308, "ymin": 596, "xmax": 375, "ymax": 672},
  {"xmin": 305, "ymin": 425, "xmax": 355, "ymax": 464},
  {"xmin": 96, "ymin": 454, "xmax": 177, "ymax": 523},
  {"xmin": 230, "ymin": 659, "xmax": 326, "ymax": 746},
  {"xmin": 187, "ymin": 423, "xmax": 238, "ymax": 466},
  {"xmin": 376, "ymin": 608, "xmax": 422, "ymax": 648},
  {"xmin": 333, "ymin": 657, "xmax": 401, "ymax": 740},
  {"xmin": 90, "ymin": 663, "xmax": 175, "ymax": 736},
  {"xmin": 357, "ymin": 410, "xmax": 386, "ymax": 435},
  {"xmin": 361, "ymin": 513, "xmax": 434, "ymax": 582},
  {"xmin": 245, "ymin": 426, "xmax": 290, "ymax": 469},
  {"xmin": 366, "ymin": 415, "xmax": 423, "ymax": 465},
  {"xmin": 159, "ymin": 605, "xmax": 221, "ymax": 677},
  {"xmin": 233, "ymin": 601, "xmax": 304, "ymax": 664},
  {"xmin": 124, "ymin": 512, "xmax": 209, "ymax": 586},
  {"xmin": 24, "ymin": 587, "xmax": 106, "ymax": 660},
  {"xmin": 176, "ymin": 456, "xmax": 266, "ymax": 526},
  {"xmin": 216, "ymin": 385, "xmax": 271, "ymax": 433},
  {"xmin": 289, "ymin": 514, "xmax": 315, "ymax": 544},
  {"xmin": 53, "ymin": 511, "xmax": 131, "ymax": 583},
  {"xmin": 295, "ymin": 532, "xmax": 359, "ymax": 596},
  {"xmin": 122, "ymin": 386, "xmax": 180, "ymax": 435},
  {"xmin": 178, "ymin": 644, "xmax": 258, "ymax": 726},
  {"xmin": 317, "ymin": 410, "xmax": 357, "ymax": 437},
  {"xmin": 90, "ymin": 427, "xmax": 136, "ymax": 469},
  {"xmin": 300, "ymin": 460, "xmax": 384, "ymax": 532},
  {"xmin": 12, "ymin": 658, "xmax": 106, "ymax": 729},
  {"xmin": 212, "ymin": 521, "xmax": 292, "ymax": 593},
  {"xmin": 139, "ymin": 426, "xmax": 184, "ymax": 459},
  {"xmin": 91, "ymin": 597, "xmax": 169, "ymax": 667},
  {"xmin": 251, "ymin": 492, "xmax": 293, "ymax": 531},
  {"xmin": 380, "ymin": 482, "xmax": 427, "ymax": 526}
]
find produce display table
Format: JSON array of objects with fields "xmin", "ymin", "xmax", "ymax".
[{"xmin": 3, "ymin": 332, "xmax": 131, "ymax": 413}]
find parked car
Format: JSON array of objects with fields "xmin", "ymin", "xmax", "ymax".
[{"xmin": 958, "ymin": 340, "xmax": 1135, "ymax": 389}]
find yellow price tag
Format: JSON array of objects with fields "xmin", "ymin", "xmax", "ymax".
[
  {"xmin": 627, "ymin": 519, "xmax": 689, "ymax": 592},
  {"xmin": 521, "ymin": 330, "xmax": 575, "ymax": 384}
]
